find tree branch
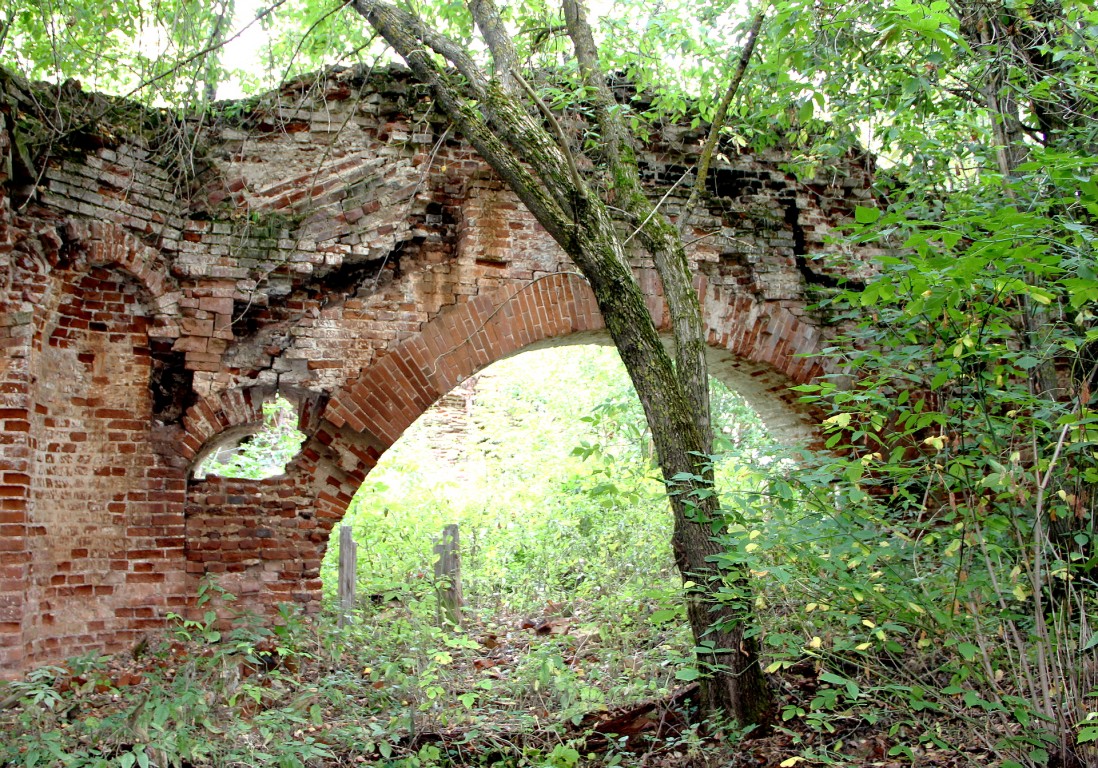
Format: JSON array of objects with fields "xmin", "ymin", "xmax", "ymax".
[
  {"xmin": 677, "ymin": 8, "xmax": 766, "ymax": 239},
  {"xmin": 563, "ymin": 0, "xmax": 712, "ymax": 446},
  {"xmin": 351, "ymin": 0, "xmax": 574, "ymax": 241},
  {"xmin": 467, "ymin": 0, "xmax": 518, "ymax": 93},
  {"xmin": 510, "ymin": 68, "xmax": 587, "ymax": 198},
  {"xmin": 351, "ymin": 0, "xmax": 488, "ymax": 99},
  {"xmin": 561, "ymin": 0, "xmax": 637, "ymax": 189}
]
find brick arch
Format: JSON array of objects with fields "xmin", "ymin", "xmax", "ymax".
[
  {"xmin": 323, "ymin": 272, "xmax": 824, "ymax": 454},
  {"xmin": 177, "ymin": 273, "xmax": 827, "ymax": 621},
  {"xmin": 323, "ymin": 272, "xmax": 603, "ymax": 447},
  {"xmin": 63, "ymin": 220, "xmax": 180, "ymax": 320}
]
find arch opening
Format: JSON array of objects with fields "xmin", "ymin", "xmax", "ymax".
[
  {"xmin": 192, "ymin": 396, "xmax": 308, "ymax": 480},
  {"xmin": 310, "ymin": 341, "xmax": 805, "ymax": 721},
  {"xmin": 320, "ymin": 338, "xmax": 803, "ymax": 615}
]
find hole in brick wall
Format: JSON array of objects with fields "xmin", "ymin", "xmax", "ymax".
[
  {"xmin": 709, "ymin": 168, "xmax": 763, "ymax": 199},
  {"xmin": 150, "ymin": 342, "xmax": 195, "ymax": 424},
  {"xmin": 193, "ymin": 395, "xmax": 306, "ymax": 479},
  {"xmin": 230, "ymin": 299, "xmax": 266, "ymax": 340},
  {"xmin": 320, "ymin": 260, "xmax": 389, "ymax": 296}
]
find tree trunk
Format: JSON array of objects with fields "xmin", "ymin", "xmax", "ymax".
[
  {"xmin": 350, "ymin": 0, "xmax": 774, "ymax": 726},
  {"xmin": 568, "ymin": 194, "xmax": 774, "ymax": 726}
]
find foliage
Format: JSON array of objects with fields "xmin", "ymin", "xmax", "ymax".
[
  {"xmin": 0, "ymin": 582, "xmax": 333, "ymax": 768},
  {"xmin": 725, "ymin": 2, "xmax": 1098, "ymax": 763},
  {"xmin": 7, "ymin": 0, "xmax": 1098, "ymax": 758},
  {"xmin": 198, "ymin": 396, "xmax": 306, "ymax": 480},
  {"xmin": 771, "ymin": 150, "xmax": 1098, "ymax": 765},
  {"xmin": 0, "ymin": 346, "xmax": 785, "ymax": 767},
  {"xmin": 0, "ymin": 0, "xmax": 239, "ymax": 104}
]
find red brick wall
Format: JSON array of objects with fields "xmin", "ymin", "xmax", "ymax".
[
  {"xmin": 23, "ymin": 266, "xmax": 187, "ymax": 665},
  {"xmin": 0, "ymin": 66, "xmax": 878, "ymax": 677},
  {"xmin": 0, "ymin": 107, "xmax": 30, "ymax": 674}
]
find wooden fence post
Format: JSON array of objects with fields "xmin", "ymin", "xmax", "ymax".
[
  {"xmin": 433, "ymin": 524, "xmax": 462, "ymax": 627},
  {"xmin": 338, "ymin": 525, "xmax": 357, "ymax": 627}
]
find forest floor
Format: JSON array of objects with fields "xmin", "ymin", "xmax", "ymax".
[{"xmin": 1, "ymin": 601, "xmax": 1001, "ymax": 768}]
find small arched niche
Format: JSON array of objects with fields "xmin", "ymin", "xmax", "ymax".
[{"xmin": 191, "ymin": 395, "xmax": 308, "ymax": 480}]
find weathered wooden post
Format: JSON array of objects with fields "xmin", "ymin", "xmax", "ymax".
[
  {"xmin": 338, "ymin": 525, "xmax": 357, "ymax": 627},
  {"xmin": 433, "ymin": 524, "xmax": 462, "ymax": 627}
]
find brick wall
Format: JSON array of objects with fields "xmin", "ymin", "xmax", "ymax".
[
  {"xmin": 0, "ymin": 106, "xmax": 29, "ymax": 673},
  {"xmin": 24, "ymin": 265, "xmax": 188, "ymax": 664},
  {"xmin": 0, "ymin": 65, "xmax": 879, "ymax": 677}
]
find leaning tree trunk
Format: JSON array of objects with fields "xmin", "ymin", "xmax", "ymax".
[
  {"xmin": 569, "ymin": 193, "xmax": 775, "ymax": 726},
  {"xmin": 351, "ymin": 0, "xmax": 774, "ymax": 725}
]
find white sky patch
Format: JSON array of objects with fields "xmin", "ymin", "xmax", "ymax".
[{"xmin": 217, "ymin": 0, "xmax": 270, "ymax": 99}]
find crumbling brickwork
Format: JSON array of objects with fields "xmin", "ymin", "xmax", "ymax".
[{"xmin": 0, "ymin": 65, "xmax": 878, "ymax": 677}]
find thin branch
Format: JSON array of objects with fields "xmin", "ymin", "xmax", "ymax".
[
  {"xmin": 371, "ymin": 124, "xmax": 453, "ymax": 292},
  {"xmin": 121, "ymin": 0, "xmax": 293, "ymax": 101},
  {"xmin": 678, "ymin": 8, "xmax": 766, "ymax": 239},
  {"xmin": 623, "ymin": 166, "xmax": 690, "ymax": 246},
  {"xmin": 275, "ymin": 2, "xmax": 369, "ymax": 98},
  {"xmin": 563, "ymin": 0, "xmax": 713, "ymax": 445},
  {"xmin": 351, "ymin": 0, "xmax": 574, "ymax": 243}
]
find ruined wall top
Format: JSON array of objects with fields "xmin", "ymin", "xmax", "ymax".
[{"xmin": 1, "ymin": 63, "xmax": 879, "ymax": 436}]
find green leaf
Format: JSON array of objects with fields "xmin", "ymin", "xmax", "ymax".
[
  {"xmin": 956, "ymin": 642, "xmax": 979, "ymax": 661},
  {"xmin": 649, "ymin": 608, "xmax": 680, "ymax": 624},
  {"xmin": 1029, "ymin": 749, "xmax": 1049, "ymax": 765},
  {"xmin": 855, "ymin": 206, "xmax": 881, "ymax": 224}
]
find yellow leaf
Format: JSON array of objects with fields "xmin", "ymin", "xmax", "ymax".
[
  {"xmin": 856, "ymin": 642, "xmax": 871, "ymax": 650},
  {"xmin": 780, "ymin": 758, "xmax": 805, "ymax": 767},
  {"xmin": 805, "ymin": 603, "xmax": 818, "ymax": 613},
  {"xmin": 923, "ymin": 435, "xmax": 945, "ymax": 451},
  {"xmin": 808, "ymin": 636, "xmax": 822, "ymax": 649},
  {"xmin": 862, "ymin": 619, "xmax": 876, "ymax": 628}
]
